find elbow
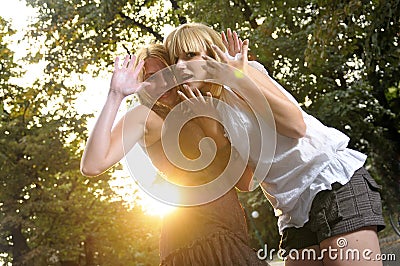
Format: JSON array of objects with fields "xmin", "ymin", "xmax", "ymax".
[
  {"xmin": 277, "ymin": 119, "xmax": 306, "ymax": 139},
  {"xmin": 276, "ymin": 106, "xmax": 307, "ymax": 139},
  {"xmin": 292, "ymin": 120, "xmax": 306, "ymax": 139},
  {"xmin": 80, "ymin": 162, "xmax": 104, "ymax": 177},
  {"xmin": 286, "ymin": 109, "xmax": 307, "ymax": 138},
  {"xmin": 291, "ymin": 108, "xmax": 307, "ymax": 138}
]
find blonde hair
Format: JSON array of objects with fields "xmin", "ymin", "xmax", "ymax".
[
  {"xmin": 134, "ymin": 43, "xmax": 172, "ymax": 118},
  {"xmin": 165, "ymin": 23, "xmax": 226, "ymax": 98},
  {"xmin": 134, "ymin": 43, "xmax": 170, "ymax": 82}
]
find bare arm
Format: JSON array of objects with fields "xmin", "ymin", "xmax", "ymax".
[
  {"xmin": 80, "ymin": 55, "xmax": 149, "ymax": 176},
  {"xmin": 219, "ymin": 30, "xmax": 306, "ymax": 138},
  {"xmin": 246, "ymin": 63, "xmax": 306, "ymax": 138}
]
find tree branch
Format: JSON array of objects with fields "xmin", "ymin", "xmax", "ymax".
[
  {"xmin": 234, "ymin": 0, "xmax": 258, "ymax": 29},
  {"xmin": 169, "ymin": 0, "xmax": 187, "ymax": 24},
  {"xmin": 118, "ymin": 12, "xmax": 163, "ymax": 42}
]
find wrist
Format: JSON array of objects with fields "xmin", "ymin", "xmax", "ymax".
[
  {"xmin": 108, "ymin": 88, "xmax": 125, "ymax": 98},
  {"xmin": 107, "ymin": 89, "xmax": 125, "ymax": 103}
]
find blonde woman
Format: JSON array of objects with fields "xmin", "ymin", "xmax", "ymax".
[
  {"xmin": 80, "ymin": 44, "xmax": 268, "ymax": 265},
  {"xmin": 165, "ymin": 23, "xmax": 385, "ymax": 266}
]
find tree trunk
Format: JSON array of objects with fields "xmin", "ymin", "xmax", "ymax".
[
  {"xmin": 11, "ymin": 224, "xmax": 30, "ymax": 266},
  {"xmin": 85, "ymin": 234, "xmax": 95, "ymax": 266}
]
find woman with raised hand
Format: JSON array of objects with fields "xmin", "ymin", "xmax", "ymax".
[
  {"xmin": 165, "ymin": 23, "xmax": 385, "ymax": 266},
  {"xmin": 80, "ymin": 43, "xmax": 268, "ymax": 266}
]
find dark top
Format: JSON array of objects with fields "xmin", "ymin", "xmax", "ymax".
[{"xmin": 159, "ymin": 188, "xmax": 268, "ymax": 266}]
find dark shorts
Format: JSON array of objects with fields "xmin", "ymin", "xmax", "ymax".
[{"xmin": 280, "ymin": 167, "xmax": 386, "ymax": 255}]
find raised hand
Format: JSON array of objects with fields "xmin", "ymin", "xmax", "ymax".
[
  {"xmin": 178, "ymin": 85, "xmax": 219, "ymax": 118},
  {"xmin": 109, "ymin": 54, "xmax": 149, "ymax": 97},
  {"xmin": 221, "ymin": 28, "xmax": 243, "ymax": 57},
  {"xmin": 178, "ymin": 85, "xmax": 229, "ymax": 148},
  {"xmin": 207, "ymin": 38, "xmax": 249, "ymax": 75}
]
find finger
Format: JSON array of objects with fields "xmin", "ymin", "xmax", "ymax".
[
  {"xmin": 128, "ymin": 54, "xmax": 137, "ymax": 71},
  {"xmin": 202, "ymin": 55, "xmax": 223, "ymax": 77},
  {"xmin": 211, "ymin": 45, "xmax": 228, "ymax": 63},
  {"xmin": 205, "ymin": 92, "xmax": 215, "ymax": 107},
  {"xmin": 227, "ymin": 28, "xmax": 233, "ymax": 43},
  {"xmin": 226, "ymin": 28, "xmax": 235, "ymax": 56},
  {"xmin": 139, "ymin": 81, "xmax": 151, "ymax": 90},
  {"xmin": 221, "ymin": 31, "xmax": 228, "ymax": 48},
  {"xmin": 206, "ymin": 91, "xmax": 213, "ymax": 102},
  {"xmin": 132, "ymin": 81, "xmax": 151, "ymax": 94},
  {"xmin": 114, "ymin": 57, "xmax": 120, "ymax": 69},
  {"xmin": 242, "ymin": 39, "xmax": 249, "ymax": 60},
  {"xmin": 202, "ymin": 54, "xmax": 220, "ymax": 68},
  {"xmin": 233, "ymin": 31, "xmax": 240, "ymax": 53},
  {"xmin": 122, "ymin": 54, "xmax": 130, "ymax": 68},
  {"xmin": 133, "ymin": 59, "xmax": 144, "ymax": 77},
  {"xmin": 194, "ymin": 88, "xmax": 206, "ymax": 103},
  {"xmin": 201, "ymin": 63, "xmax": 217, "ymax": 78},
  {"xmin": 227, "ymin": 28, "xmax": 234, "ymax": 53},
  {"xmin": 178, "ymin": 90, "xmax": 195, "ymax": 108},
  {"xmin": 177, "ymin": 90, "xmax": 190, "ymax": 101},
  {"xmin": 238, "ymin": 38, "xmax": 243, "ymax": 51},
  {"xmin": 183, "ymin": 84, "xmax": 196, "ymax": 99}
]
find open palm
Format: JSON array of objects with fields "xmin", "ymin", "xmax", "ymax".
[{"xmin": 110, "ymin": 54, "xmax": 148, "ymax": 97}]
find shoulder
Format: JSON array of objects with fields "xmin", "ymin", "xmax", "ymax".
[
  {"xmin": 127, "ymin": 104, "xmax": 163, "ymax": 124},
  {"xmin": 127, "ymin": 105, "xmax": 163, "ymax": 147},
  {"xmin": 121, "ymin": 104, "xmax": 149, "ymax": 126}
]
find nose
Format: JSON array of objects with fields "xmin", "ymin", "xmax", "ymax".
[{"xmin": 176, "ymin": 58, "xmax": 187, "ymax": 68}]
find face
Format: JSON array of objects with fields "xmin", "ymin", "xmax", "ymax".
[
  {"xmin": 176, "ymin": 50, "xmax": 209, "ymax": 92},
  {"xmin": 143, "ymin": 57, "xmax": 179, "ymax": 107}
]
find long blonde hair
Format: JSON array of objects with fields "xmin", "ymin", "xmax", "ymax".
[
  {"xmin": 165, "ymin": 23, "xmax": 226, "ymax": 98},
  {"xmin": 134, "ymin": 43, "xmax": 172, "ymax": 118},
  {"xmin": 134, "ymin": 43, "xmax": 170, "ymax": 82}
]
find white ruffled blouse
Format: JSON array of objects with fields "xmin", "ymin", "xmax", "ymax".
[{"xmin": 217, "ymin": 62, "xmax": 366, "ymax": 234}]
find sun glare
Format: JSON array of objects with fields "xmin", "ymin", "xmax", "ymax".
[
  {"xmin": 1, "ymin": 0, "xmax": 181, "ymax": 219},
  {"xmin": 137, "ymin": 191, "xmax": 177, "ymax": 217},
  {"xmin": 110, "ymin": 169, "xmax": 177, "ymax": 218}
]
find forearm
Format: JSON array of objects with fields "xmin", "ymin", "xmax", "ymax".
[
  {"xmin": 80, "ymin": 91, "xmax": 125, "ymax": 176},
  {"xmin": 246, "ymin": 66, "xmax": 306, "ymax": 138}
]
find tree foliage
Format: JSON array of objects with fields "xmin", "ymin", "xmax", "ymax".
[
  {"xmin": 1, "ymin": 0, "xmax": 399, "ymax": 263},
  {"xmin": 0, "ymin": 17, "xmax": 160, "ymax": 265}
]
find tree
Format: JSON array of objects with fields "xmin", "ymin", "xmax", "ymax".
[
  {"xmin": 0, "ymin": 17, "xmax": 160, "ymax": 265},
  {"xmin": 25, "ymin": 0, "xmax": 186, "ymax": 78},
  {"xmin": 21, "ymin": 0, "xmax": 400, "ymax": 254}
]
